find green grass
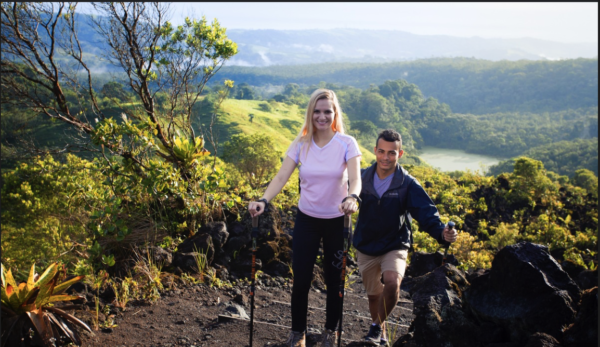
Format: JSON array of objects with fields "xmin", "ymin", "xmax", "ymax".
[{"xmin": 216, "ymin": 99, "xmax": 376, "ymax": 163}]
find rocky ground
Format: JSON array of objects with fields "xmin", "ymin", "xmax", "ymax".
[
  {"xmin": 55, "ymin": 242, "xmax": 598, "ymax": 347},
  {"xmin": 76, "ymin": 274, "xmax": 415, "ymax": 347}
]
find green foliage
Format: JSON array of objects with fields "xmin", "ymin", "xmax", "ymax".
[
  {"xmin": 508, "ymin": 157, "xmax": 558, "ymax": 208},
  {"xmin": 450, "ymin": 232, "xmax": 494, "ymax": 270},
  {"xmin": 523, "ymin": 214, "xmax": 570, "ymax": 251},
  {"xmin": 1, "ymin": 155, "xmax": 105, "ymax": 271},
  {"xmin": 489, "ymin": 223, "xmax": 520, "ymax": 251},
  {"xmin": 233, "ymin": 83, "xmax": 258, "ymax": 100},
  {"xmin": 572, "ymin": 168, "xmax": 598, "ymax": 197},
  {"xmin": 489, "ymin": 138, "xmax": 598, "ymax": 178},
  {"xmin": 222, "ymin": 133, "xmax": 282, "ymax": 189},
  {"xmin": 411, "ymin": 231, "xmax": 439, "ymax": 254}
]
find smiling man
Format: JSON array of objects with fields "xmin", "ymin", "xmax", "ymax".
[{"xmin": 353, "ymin": 129, "xmax": 457, "ymax": 346}]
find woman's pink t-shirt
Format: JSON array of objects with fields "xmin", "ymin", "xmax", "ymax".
[{"xmin": 286, "ymin": 132, "xmax": 362, "ymax": 219}]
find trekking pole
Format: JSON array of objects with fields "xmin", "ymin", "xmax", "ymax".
[
  {"xmin": 249, "ymin": 206, "xmax": 260, "ymax": 347},
  {"xmin": 442, "ymin": 221, "xmax": 455, "ymax": 266},
  {"xmin": 337, "ymin": 213, "xmax": 353, "ymax": 347}
]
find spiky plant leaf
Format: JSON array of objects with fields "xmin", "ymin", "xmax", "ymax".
[
  {"xmin": 34, "ymin": 263, "xmax": 58, "ymax": 289},
  {"xmin": 35, "ymin": 276, "xmax": 57, "ymax": 308},
  {"xmin": 26, "ymin": 309, "xmax": 51, "ymax": 344},
  {"xmin": 1, "ymin": 263, "xmax": 5, "ymax": 288},
  {"xmin": 4, "ymin": 268, "xmax": 19, "ymax": 292},
  {"xmin": 47, "ymin": 312, "xmax": 79, "ymax": 345},
  {"xmin": 53, "ymin": 275, "xmax": 85, "ymax": 295},
  {"xmin": 1, "ymin": 285, "xmax": 10, "ymax": 307},
  {"xmin": 7, "ymin": 285, "xmax": 22, "ymax": 312},
  {"xmin": 26, "ymin": 264, "xmax": 36, "ymax": 295},
  {"xmin": 47, "ymin": 306, "xmax": 93, "ymax": 333},
  {"xmin": 47, "ymin": 294, "xmax": 83, "ymax": 303}
]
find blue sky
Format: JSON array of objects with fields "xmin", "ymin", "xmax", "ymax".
[{"xmin": 78, "ymin": 2, "xmax": 598, "ymax": 44}]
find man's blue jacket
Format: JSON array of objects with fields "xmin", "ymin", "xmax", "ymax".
[{"xmin": 353, "ymin": 163, "xmax": 449, "ymax": 256}]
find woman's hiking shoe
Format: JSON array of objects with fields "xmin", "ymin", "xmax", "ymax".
[
  {"xmin": 380, "ymin": 337, "xmax": 390, "ymax": 346},
  {"xmin": 286, "ymin": 330, "xmax": 306, "ymax": 347},
  {"xmin": 317, "ymin": 328, "xmax": 338, "ymax": 347},
  {"xmin": 363, "ymin": 323, "xmax": 382, "ymax": 345}
]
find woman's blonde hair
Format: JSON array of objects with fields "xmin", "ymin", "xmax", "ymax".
[{"xmin": 291, "ymin": 89, "xmax": 345, "ymax": 157}]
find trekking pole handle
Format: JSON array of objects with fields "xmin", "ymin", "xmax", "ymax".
[
  {"xmin": 251, "ymin": 205, "xmax": 261, "ymax": 237},
  {"xmin": 443, "ymin": 221, "xmax": 455, "ymax": 264}
]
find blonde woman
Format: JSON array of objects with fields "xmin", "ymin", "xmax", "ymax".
[{"xmin": 248, "ymin": 89, "xmax": 362, "ymax": 347}]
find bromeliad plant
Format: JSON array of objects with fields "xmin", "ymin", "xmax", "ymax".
[{"xmin": 1, "ymin": 263, "xmax": 92, "ymax": 346}]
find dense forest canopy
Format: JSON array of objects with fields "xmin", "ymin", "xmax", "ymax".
[
  {"xmin": 217, "ymin": 58, "xmax": 598, "ymax": 114},
  {"xmin": 489, "ymin": 138, "xmax": 599, "ymax": 178}
]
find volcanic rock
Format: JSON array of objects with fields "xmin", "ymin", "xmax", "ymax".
[{"xmin": 465, "ymin": 242, "xmax": 579, "ymax": 344}]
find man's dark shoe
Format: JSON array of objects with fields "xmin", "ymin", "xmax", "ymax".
[{"xmin": 363, "ymin": 323, "xmax": 382, "ymax": 346}]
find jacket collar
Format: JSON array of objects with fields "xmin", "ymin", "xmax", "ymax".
[{"xmin": 363, "ymin": 163, "xmax": 406, "ymax": 195}]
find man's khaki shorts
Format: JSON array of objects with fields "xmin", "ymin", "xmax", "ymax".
[{"xmin": 356, "ymin": 249, "xmax": 408, "ymax": 296}]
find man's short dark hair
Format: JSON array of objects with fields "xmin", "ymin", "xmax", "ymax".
[{"xmin": 376, "ymin": 129, "xmax": 402, "ymax": 149}]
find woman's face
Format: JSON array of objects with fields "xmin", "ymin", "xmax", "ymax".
[{"xmin": 312, "ymin": 98, "xmax": 335, "ymax": 131}]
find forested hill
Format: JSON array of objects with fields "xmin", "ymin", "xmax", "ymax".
[{"xmin": 217, "ymin": 58, "xmax": 598, "ymax": 114}]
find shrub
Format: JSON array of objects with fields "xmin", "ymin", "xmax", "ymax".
[
  {"xmin": 489, "ymin": 223, "xmax": 521, "ymax": 251},
  {"xmin": 450, "ymin": 231, "xmax": 493, "ymax": 270},
  {"xmin": 222, "ymin": 133, "xmax": 282, "ymax": 189}
]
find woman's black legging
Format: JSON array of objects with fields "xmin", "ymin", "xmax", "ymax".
[{"xmin": 291, "ymin": 209, "xmax": 344, "ymax": 332}]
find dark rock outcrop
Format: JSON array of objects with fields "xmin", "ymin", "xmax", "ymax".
[
  {"xmin": 560, "ymin": 259, "xmax": 598, "ymax": 291},
  {"xmin": 466, "ymin": 242, "xmax": 579, "ymax": 344},
  {"xmin": 176, "ymin": 232, "xmax": 215, "ymax": 264},
  {"xmin": 198, "ymin": 221, "xmax": 229, "ymax": 253},
  {"xmin": 399, "ymin": 264, "xmax": 491, "ymax": 347},
  {"xmin": 172, "ymin": 252, "xmax": 204, "ymax": 273},
  {"xmin": 397, "ymin": 242, "xmax": 587, "ymax": 347},
  {"xmin": 229, "ymin": 205, "xmax": 287, "ymax": 276}
]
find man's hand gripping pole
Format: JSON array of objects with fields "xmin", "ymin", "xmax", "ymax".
[{"xmin": 442, "ymin": 221, "xmax": 455, "ymax": 266}]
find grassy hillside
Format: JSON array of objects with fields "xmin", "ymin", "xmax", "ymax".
[{"xmin": 207, "ymin": 99, "xmax": 376, "ymax": 164}]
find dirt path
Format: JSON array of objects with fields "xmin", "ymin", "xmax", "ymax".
[{"xmin": 78, "ymin": 275, "xmax": 415, "ymax": 346}]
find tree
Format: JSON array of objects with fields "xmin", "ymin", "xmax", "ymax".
[
  {"xmin": 509, "ymin": 157, "xmax": 558, "ymax": 207},
  {"xmin": 234, "ymin": 82, "xmax": 256, "ymax": 100},
  {"xmin": 1, "ymin": 2, "xmax": 239, "ymax": 237},
  {"xmin": 572, "ymin": 169, "xmax": 598, "ymax": 197},
  {"xmin": 1, "ymin": 2, "xmax": 237, "ymax": 177},
  {"xmin": 222, "ymin": 133, "xmax": 282, "ymax": 189}
]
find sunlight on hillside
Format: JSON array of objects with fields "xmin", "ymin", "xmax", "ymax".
[{"xmin": 219, "ymin": 99, "xmax": 376, "ymax": 163}]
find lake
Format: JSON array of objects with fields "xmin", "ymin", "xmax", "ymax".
[{"xmin": 416, "ymin": 146, "xmax": 507, "ymax": 173}]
